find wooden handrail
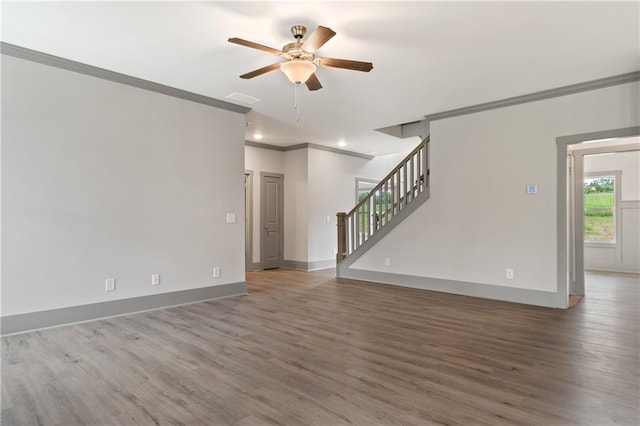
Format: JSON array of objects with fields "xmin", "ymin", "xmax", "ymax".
[
  {"xmin": 346, "ymin": 136, "xmax": 429, "ymax": 217},
  {"xmin": 380, "ymin": 175, "xmax": 427, "ymax": 216},
  {"xmin": 336, "ymin": 212, "xmax": 347, "ymax": 262},
  {"xmin": 337, "ymin": 136, "xmax": 429, "ymax": 263}
]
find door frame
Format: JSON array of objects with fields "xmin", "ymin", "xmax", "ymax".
[
  {"xmin": 556, "ymin": 126, "xmax": 640, "ymax": 304},
  {"xmin": 245, "ymin": 170, "xmax": 253, "ymax": 272},
  {"xmin": 260, "ymin": 172, "xmax": 284, "ymax": 269}
]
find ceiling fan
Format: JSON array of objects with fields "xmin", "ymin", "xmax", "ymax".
[{"xmin": 228, "ymin": 25, "xmax": 373, "ymax": 91}]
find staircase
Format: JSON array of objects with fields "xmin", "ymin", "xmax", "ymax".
[{"xmin": 336, "ymin": 136, "xmax": 430, "ymax": 275}]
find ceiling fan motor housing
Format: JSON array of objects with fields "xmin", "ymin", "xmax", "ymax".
[
  {"xmin": 282, "ymin": 42, "xmax": 314, "ymax": 61},
  {"xmin": 283, "ymin": 26, "xmax": 314, "ymax": 60},
  {"xmin": 290, "ymin": 25, "xmax": 307, "ymax": 40}
]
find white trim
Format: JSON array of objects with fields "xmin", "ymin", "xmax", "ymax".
[
  {"xmin": 355, "ymin": 177, "xmax": 379, "ymax": 203},
  {"xmin": 583, "ymin": 170, "xmax": 621, "ymax": 247}
]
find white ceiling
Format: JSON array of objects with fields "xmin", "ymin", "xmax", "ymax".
[{"xmin": 2, "ymin": 1, "xmax": 638, "ymax": 155}]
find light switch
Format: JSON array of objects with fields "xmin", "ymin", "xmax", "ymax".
[
  {"xmin": 226, "ymin": 213, "xmax": 236, "ymax": 223},
  {"xmin": 526, "ymin": 184, "xmax": 538, "ymax": 195},
  {"xmin": 105, "ymin": 278, "xmax": 116, "ymax": 292}
]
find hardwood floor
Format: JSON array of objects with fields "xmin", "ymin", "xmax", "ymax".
[{"xmin": 2, "ymin": 269, "xmax": 638, "ymax": 425}]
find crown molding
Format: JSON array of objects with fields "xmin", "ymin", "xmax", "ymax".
[
  {"xmin": 424, "ymin": 71, "xmax": 640, "ymax": 122},
  {"xmin": 245, "ymin": 141, "xmax": 374, "ymax": 160},
  {"xmin": 1, "ymin": 42, "xmax": 251, "ymax": 115},
  {"xmin": 244, "ymin": 141, "xmax": 287, "ymax": 151}
]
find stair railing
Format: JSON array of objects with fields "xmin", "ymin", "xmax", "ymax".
[{"xmin": 337, "ymin": 136, "xmax": 429, "ymax": 262}]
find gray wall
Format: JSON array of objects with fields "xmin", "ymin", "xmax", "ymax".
[
  {"xmin": 283, "ymin": 149, "xmax": 309, "ymax": 265},
  {"xmin": 244, "ymin": 145, "xmax": 285, "ymax": 264},
  {"xmin": 349, "ymin": 82, "xmax": 639, "ymax": 307},
  {"xmin": 245, "ymin": 145, "xmax": 407, "ymax": 268},
  {"xmin": 2, "ymin": 55, "xmax": 247, "ymax": 316},
  {"xmin": 306, "ymin": 148, "xmax": 407, "ymax": 264}
]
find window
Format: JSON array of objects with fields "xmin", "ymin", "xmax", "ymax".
[
  {"xmin": 584, "ymin": 175, "xmax": 615, "ymax": 243},
  {"xmin": 355, "ymin": 178, "xmax": 377, "ymax": 203},
  {"xmin": 354, "ymin": 177, "xmax": 393, "ymax": 232}
]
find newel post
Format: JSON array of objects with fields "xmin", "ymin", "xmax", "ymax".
[{"xmin": 336, "ymin": 212, "xmax": 347, "ymax": 262}]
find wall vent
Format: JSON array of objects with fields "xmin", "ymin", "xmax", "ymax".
[{"xmin": 225, "ymin": 92, "xmax": 260, "ymax": 104}]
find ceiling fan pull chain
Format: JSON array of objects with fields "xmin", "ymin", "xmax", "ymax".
[{"xmin": 294, "ymin": 83, "xmax": 301, "ymax": 121}]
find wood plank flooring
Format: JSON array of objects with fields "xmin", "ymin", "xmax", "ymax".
[{"xmin": 2, "ymin": 269, "xmax": 638, "ymax": 425}]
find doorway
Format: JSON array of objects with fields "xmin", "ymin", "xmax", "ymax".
[
  {"xmin": 260, "ymin": 173, "xmax": 284, "ymax": 269},
  {"xmin": 245, "ymin": 171, "xmax": 253, "ymax": 271},
  {"xmin": 559, "ymin": 127, "xmax": 640, "ymax": 307}
]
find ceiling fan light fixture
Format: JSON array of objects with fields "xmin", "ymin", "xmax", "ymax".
[{"xmin": 280, "ymin": 60, "xmax": 316, "ymax": 84}]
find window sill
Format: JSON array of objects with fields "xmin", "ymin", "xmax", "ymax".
[{"xmin": 585, "ymin": 242, "xmax": 617, "ymax": 248}]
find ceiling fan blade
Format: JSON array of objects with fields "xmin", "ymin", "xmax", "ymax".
[
  {"xmin": 301, "ymin": 26, "xmax": 336, "ymax": 53},
  {"xmin": 228, "ymin": 38, "xmax": 282, "ymax": 56},
  {"xmin": 318, "ymin": 57, "xmax": 373, "ymax": 72},
  {"xmin": 240, "ymin": 63, "xmax": 281, "ymax": 79},
  {"xmin": 305, "ymin": 73, "xmax": 322, "ymax": 91}
]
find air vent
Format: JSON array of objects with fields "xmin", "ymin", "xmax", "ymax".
[{"xmin": 225, "ymin": 92, "xmax": 260, "ymax": 104}]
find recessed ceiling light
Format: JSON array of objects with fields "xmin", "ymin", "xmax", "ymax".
[
  {"xmin": 338, "ymin": 140, "xmax": 347, "ymax": 147},
  {"xmin": 253, "ymin": 133, "xmax": 263, "ymax": 140}
]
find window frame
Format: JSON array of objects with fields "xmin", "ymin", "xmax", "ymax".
[
  {"xmin": 584, "ymin": 170, "xmax": 621, "ymax": 247},
  {"xmin": 355, "ymin": 177, "xmax": 378, "ymax": 203}
]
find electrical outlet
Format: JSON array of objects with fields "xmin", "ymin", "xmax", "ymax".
[
  {"xmin": 333, "ymin": 247, "xmax": 337, "ymax": 255},
  {"xmin": 105, "ymin": 278, "xmax": 116, "ymax": 292},
  {"xmin": 506, "ymin": 268, "xmax": 514, "ymax": 279},
  {"xmin": 152, "ymin": 274, "xmax": 160, "ymax": 286},
  {"xmin": 326, "ymin": 215, "xmax": 331, "ymax": 223},
  {"xmin": 213, "ymin": 267, "xmax": 221, "ymax": 278},
  {"xmin": 384, "ymin": 257, "xmax": 391, "ymax": 266}
]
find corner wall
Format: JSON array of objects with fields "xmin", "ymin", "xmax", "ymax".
[
  {"xmin": 306, "ymin": 148, "xmax": 408, "ymax": 266},
  {"xmin": 245, "ymin": 146, "xmax": 285, "ymax": 265},
  {"xmin": 1, "ymin": 55, "xmax": 247, "ymax": 323},
  {"xmin": 283, "ymin": 149, "xmax": 309, "ymax": 265},
  {"xmin": 245, "ymin": 144, "xmax": 407, "ymax": 270},
  {"xmin": 348, "ymin": 82, "xmax": 639, "ymax": 307}
]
